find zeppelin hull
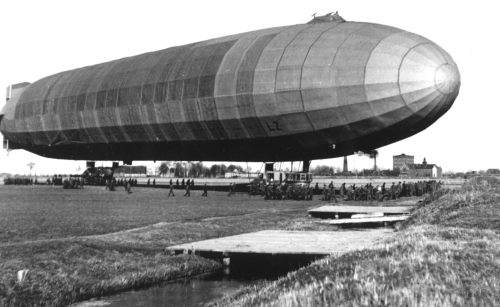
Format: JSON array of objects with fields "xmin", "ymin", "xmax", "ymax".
[{"xmin": 0, "ymin": 19, "xmax": 460, "ymax": 161}]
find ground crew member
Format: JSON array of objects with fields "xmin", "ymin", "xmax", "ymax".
[
  {"xmin": 168, "ymin": 183, "xmax": 175, "ymax": 197},
  {"xmin": 308, "ymin": 186, "xmax": 314, "ymax": 200},
  {"xmin": 264, "ymin": 183, "xmax": 271, "ymax": 200},
  {"xmin": 322, "ymin": 184, "xmax": 328, "ymax": 201},
  {"xmin": 202, "ymin": 183, "xmax": 208, "ymax": 197},
  {"xmin": 329, "ymin": 184, "xmax": 338, "ymax": 203},
  {"xmin": 285, "ymin": 184, "xmax": 293, "ymax": 199},
  {"xmin": 390, "ymin": 182, "xmax": 396, "ymax": 200},
  {"xmin": 275, "ymin": 184, "xmax": 282, "ymax": 200}
]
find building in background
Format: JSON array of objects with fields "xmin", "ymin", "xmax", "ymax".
[
  {"xmin": 407, "ymin": 158, "xmax": 442, "ymax": 178},
  {"xmin": 393, "ymin": 154, "xmax": 414, "ymax": 172}
]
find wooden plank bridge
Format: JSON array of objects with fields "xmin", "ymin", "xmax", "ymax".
[
  {"xmin": 308, "ymin": 204, "xmax": 415, "ymax": 219},
  {"xmin": 166, "ymin": 229, "xmax": 392, "ymax": 259}
]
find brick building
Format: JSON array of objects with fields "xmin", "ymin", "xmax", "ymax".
[
  {"xmin": 393, "ymin": 154, "xmax": 414, "ymax": 172},
  {"xmin": 407, "ymin": 158, "xmax": 442, "ymax": 178}
]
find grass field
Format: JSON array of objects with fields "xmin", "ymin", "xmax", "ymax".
[
  {"xmin": 0, "ymin": 186, "xmax": 327, "ymax": 306},
  {"xmin": 3, "ymin": 180, "xmax": 487, "ymax": 307},
  {"xmin": 0, "ymin": 185, "xmax": 317, "ymax": 244},
  {"xmin": 209, "ymin": 176, "xmax": 500, "ymax": 306}
]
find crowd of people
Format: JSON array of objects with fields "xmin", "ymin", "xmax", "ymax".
[
  {"xmin": 248, "ymin": 178, "xmax": 313, "ymax": 200},
  {"xmin": 147, "ymin": 178, "xmax": 195, "ymax": 188},
  {"xmin": 3, "ymin": 177, "xmax": 38, "ymax": 185},
  {"xmin": 319, "ymin": 180, "xmax": 443, "ymax": 202},
  {"xmin": 3, "ymin": 172, "xmax": 443, "ymax": 203},
  {"xmin": 253, "ymin": 179, "xmax": 443, "ymax": 202},
  {"xmin": 47, "ymin": 175, "xmax": 64, "ymax": 185},
  {"xmin": 262, "ymin": 183, "xmax": 314, "ymax": 200},
  {"xmin": 104, "ymin": 177, "xmax": 139, "ymax": 193},
  {"xmin": 62, "ymin": 177, "xmax": 84, "ymax": 189}
]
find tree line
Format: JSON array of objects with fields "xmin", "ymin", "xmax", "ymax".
[
  {"xmin": 158, "ymin": 162, "xmax": 245, "ymax": 178},
  {"xmin": 310, "ymin": 165, "xmax": 400, "ymax": 177}
]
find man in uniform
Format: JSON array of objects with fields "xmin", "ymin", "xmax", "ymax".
[
  {"xmin": 264, "ymin": 183, "xmax": 271, "ymax": 200},
  {"xmin": 390, "ymin": 182, "xmax": 396, "ymax": 200},
  {"xmin": 322, "ymin": 184, "xmax": 328, "ymax": 201},
  {"xmin": 329, "ymin": 183, "xmax": 337, "ymax": 203},
  {"xmin": 125, "ymin": 181, "xmax": 132, "ymax": 194},
  {"xmin": 285, "ymin": 184, "xmax": 293, "ymax": 200},
  {"xmin": 308, "ymin": 185, "xmax": 314, "ymax": 200},
  {"xmin": 202, "ymin": 183, "xmax": 208, "ymax": 197},
  {"xmin": 168, "ymin": 182, "xmax": 175, "ymax": 197},
  {"xmin": 184, "ymin": 183, "xmax": 190, "ymax": 197},
  {"xmin": 367, "ymin": 183, "xmax": 373, "ymax": 201},
  {"xmin": 340, "ymin": 183, "xmax": 346, "ymax": 200}
]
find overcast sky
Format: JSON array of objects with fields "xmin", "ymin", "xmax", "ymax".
[{"xmin": 0, "ymin": 0, "xmax": 498, "ymax": 175}]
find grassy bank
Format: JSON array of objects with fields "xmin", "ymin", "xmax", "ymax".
[
  {"xmin": 209, "ymin": 177, "xmax": 500, "ymax": 306},
  {"xmin": 0, "ymin": 206, "xmax": 333, "ymax": 306},
  {"xmin": 0, "ymin": 242, "xmax": 220, "ymax": 306}
]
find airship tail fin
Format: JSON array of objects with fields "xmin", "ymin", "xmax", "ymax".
[
  {"xmin": 1, "ymin": 82, "xmax": 30, "ymax": 151},
  {"xmin": 2, "ymin": 82, "xmax": 30, "ymax": 121}
]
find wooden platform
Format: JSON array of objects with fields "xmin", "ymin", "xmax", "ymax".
[
  {"xmin": 166, "ymin": 229, "xmax": 391, "ymax": 258},
  {"xmin": 320, "ymin": 215, "xmax": 409, "ymax": 226},
  {"xmin": 308, "ymin": 204, "xmax": 415, "ymax": 218}
]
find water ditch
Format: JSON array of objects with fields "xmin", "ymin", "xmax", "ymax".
[{"xmin": 74, "ymin": 254, "xmax": 321, "ymax": 307}]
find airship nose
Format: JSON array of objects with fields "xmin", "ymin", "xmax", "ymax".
[
  {"xmin": 434, "ymin": 63, "xmax": 460, "ymax": 95},
  {"xmin": 398, "ymin": 41, "xmax": 460, "ymax": 114}
]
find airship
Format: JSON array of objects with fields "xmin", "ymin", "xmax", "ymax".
[{"xmin": 0, "ymin": 13, "xmax": 460, "ymax": 164}]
